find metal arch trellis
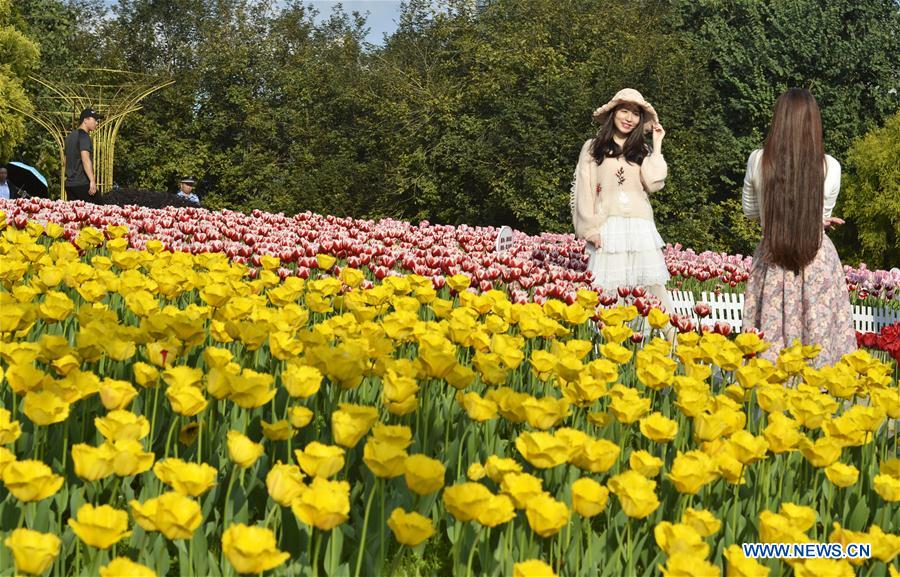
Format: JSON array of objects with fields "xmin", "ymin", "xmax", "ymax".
[{"xmin": 10, "ymin": 69, "xmax": 173, "ymax": 200}]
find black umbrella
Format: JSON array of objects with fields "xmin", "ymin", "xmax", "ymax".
[{"xmin": 6, "ymin": 162, "xmax": 48, "ymax": 197}]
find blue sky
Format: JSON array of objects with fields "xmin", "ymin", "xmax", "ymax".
[
  {"xmin": 99, "ymin": 0, "xmax": 405, "ymax": 46},
  {"xmin": 308, "ymin": 1, "xmax": 403, "ymax": 45}
]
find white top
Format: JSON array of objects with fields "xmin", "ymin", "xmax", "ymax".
[
  {"xmin": 0, "ymin": 182, "xmax": 9, "ymax": 200},
  {"xmin": 742, "ymin": 149, "xmax": 841, "ymax": 223},
  {"xmin": 571, "ymin": 139, "xmax": 667, "ymax": 240}
]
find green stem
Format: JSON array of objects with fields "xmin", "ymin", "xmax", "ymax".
[
  {"xmin": 379, "ymin": 478, "xmax": 386, "ymax": 573},
  {"xmin": 163, "ymin": 417, "xmax": 179, "ymax": 460},
  {"xmin": 223, "ymin": 465, "xmax": 239, "ymax": 529},
  {"xmin": 465, "ymin": 526, "xmax": 481, "ymax": 577},
  {"xmin": 354, "ymin": 483, "xmax": 378, "ymax": 577},
  {"xmin": 312, "ymin": 530, "xmax": 322, "ymax": 577},
  {"xmin": 626, "ymin": 518, "xmax": 634, "ymax": 577}
]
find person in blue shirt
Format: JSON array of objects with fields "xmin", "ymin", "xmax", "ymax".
[{"xmin": 176, "ymin": 176, "xmax": 200, "ymax": 205}]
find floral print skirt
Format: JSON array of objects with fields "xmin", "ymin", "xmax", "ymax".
[{"xmin": 742, "ymin": 235, "xmax": 856, "ymax": 368}]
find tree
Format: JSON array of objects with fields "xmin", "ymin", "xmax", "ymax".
[
  {"xmin": 0, "ymin": 0, "xmax": 40, "ymax": 161},
  {"xmin": 833, "ymin": 112, "xmax": 900, "ymax": 269},
  {"xmin": 10, "ymin": 0, "xmax": 106, "ymax": 188},
  {"xmin": 668, "ymin": 0, "xmax": 900, "ymax": 255},
  {"xmin": 359, "ymin": 0, "xmax": 743, "ymax": 250}
]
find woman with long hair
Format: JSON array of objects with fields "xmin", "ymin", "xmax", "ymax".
[
  {"xmin": 741, "ymin": 88, "xmax": 856, "ymax": 366},
  {"xmin": 570, "ymin": 88, "xmax": 675, "ymax": 315}
]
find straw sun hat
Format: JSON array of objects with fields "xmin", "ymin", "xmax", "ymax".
[{"xmin": 592, "ymin": 88, "xmax": 659, "ymax": 133}]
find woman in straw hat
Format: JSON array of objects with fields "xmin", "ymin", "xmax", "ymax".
[
  {"xmin": 741, "ymin": 88, "xmax": 855, "ymax": 367},
  {"xmin": 570, "ymin": 88, "xmax": 675, "ymax": 313}
]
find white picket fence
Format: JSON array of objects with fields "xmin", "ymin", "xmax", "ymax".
[{"xmin": 666, "ymin": 290, "xmax": 900, "ymax": 333}]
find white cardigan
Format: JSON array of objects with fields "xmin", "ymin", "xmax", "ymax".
[{"xmin": 742, "ymin": 149, "xmax": 841, "ymax": 223}]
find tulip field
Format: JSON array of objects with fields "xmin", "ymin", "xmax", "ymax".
[{"xmin": 0, "ymin": 198, "xmax": 898, "ymax": 577}]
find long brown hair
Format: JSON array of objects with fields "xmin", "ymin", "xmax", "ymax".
[
  {"xmin": 760, "ymin": 88, "xmax": 825, "ymax": 272},
  {"xmin": 589, "ymin": 104, "xmax": 649, "ymax": 166}
]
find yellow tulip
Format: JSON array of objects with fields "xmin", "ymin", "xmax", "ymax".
[
  {"xmin": 824, "ymin": 462, "xmax": 859, "ymax": 488},
  {"xmin": 331, "ymin": 403, "xmax": 379, "ymax": 448},
  {"xmin": 221, "ymin": 524, "xmax": 290, "ymax": 574},
  {"xmin": 266, "ymin": 462, "xmax": 306, "ymax": 507},
  {"xmin": 500, "ymin": 472, "xmax": 544, "ymax": 509},
  {"xmin": 291, "ymin": 477, "xmax": 351, "ymax": 531},
  {"xmin": 484, "ymin": 455, "xmax": 523, "ymax": 483},
  {"xmin": 38, "ymin": 291, "xmax": 74, "ymax": 322},
  {"xmin": 71, "ymin": 443, "xmax": 115, "ymax": 482},
  {"xmin": 261, "ymin": 419, "xmax": 294, "ymax": 441},
  {"xmin": 0, "ymin": 408, "xmax": 21, "ymax": 445},
  {"xmin": 525, "ymin": 493, "xmax": 569, "ymax": 537},
  {"xmin": 515, "ymin": 431, "xmax": 569, "ymax": 469},
  {"xmin": 294, "ymin": 442, "xmax": 345, "ymax": 478},
  {"xmin": 762, "ymin": 413, "xmax": 802, "ymax": 454},
  {"xmin": 793, "ymin": 559, "xmax": 855, "ymax": 577},
  {"xmin": 476, "ymin": 494, "xmax": 517, "ymax": 528},
  {"xmin": 388, "ymin": 508, "xmax": 436, "ymax": 546},
  {"xmin": 693, "ymin": 411, "xmax": 728, "ymax": 443},
  {"xmin": 514, "ymin": 560, "xmax": 558, "ymax": 577},
  {"xmin": 639, "ymin": 412, "xmax": 679, "ymax": 443},
  {"xmin": 403, "ymin": 454, "xmax": 446, "ymax": 495},
  {"xmin": 609, "ymin": 391, "xmax": 651, "ymax": 424},
  {"xmin": 865, "ymin": 525, "xmax": 900, "ymax": 563},
  {"xmin": 226, "ymin": 431, "xmax": 265, "ymax": 468},
  {"xmin": 153, "ymin": 458, "xmax": 218, "ymax": 496},
  {"xmin": 487, "ymin": 388, "xmax": 529, "ymax": 423},
  {"xmin": 457, "ymin": 391, "xmax": 499, "ymax": 422},
  {"xmin": 723, "ymin": 543, "xmax": 769, "ymax": 577},
  {"xmin": 658, "ymin": 553, "xmax": 721, "ymax": 577},
  {"xmin": 647, "ymin": 308, "xmax": 670, "ymax": 329},
  {"xmin": 0, "ymin": 446, "xmax": 15, "ymax": 477},
  {"xmin": 130, "ymin": 492, "xmax": 202, "ymax": 540},
  {"xmin": 879, "ymin": 459, "xmax": 900, "ymax": 478},
  {"xmin": 363, "ymin": 439, "xmax": 408, "ymax": 478},
  {"xmin": 2, "ymin": 459, "xmax": 64, "ymax": 502},
  {"xmin": 4, "ymin": 528, "xmax": 61, "ymax": 576},
  {"xmin": 22, "ymin": 390, "xmax": 70, "ymax": 426},
  {"xmin": 288, "ymin": 406, "xmax": 314, "ymax": 429},
  {"xmin": 108, "ymin": 439, "xmax": 156, "ymax": 477},
  {"xmin": 600, "ymin": 342, "xmax": 633, "ymax": 364},
  {"xmin": 95, "ymin": 410, "xmax": 150, "ymax": 442},
  {"xmin": 98, "ymin": 379, "xmax": 138, "ymax": 411},
  {"xmin": 100, "ymin": 557, "xmax": 156, "ymax": 577},
  {"xmin": 571, "ymin": 477, "xmax": 609, "ymax": 518},
  {"xmin": 629, "ymin": 450, "xmax": 663, "ymax": 477},
  {"xmin": 668, "ymin": 451, "xmax": 717, "ymax": 495},
  {"xmin": 729, "ymin": 430, "xmax": 769, "ymax": 465},
  {"xmin": 68, "ymin": 504, "xmax": 131, "ymax": 549},
  {"xmin": 520, "ymin": 396, "xmax": 569, "ymax": 430},
  {"xmin": 442, "ymin": 482, "xmax": 493, "ymax": 521},
  {"xmin": 874, "ymin": 474, "xmax": 900, "ymax": 501},
  {"xmin": 608, "ymin": 470, "xmax": 660, "ymax": 519},
  {"xmin": 654, "ymin": 521, "xmax": 709, "ymax": 558},
  {"xmin": 680, "ymin": 508, "xmax": 721, "ymax": 537},
  {"xmin": 798, "ymin": 436, "xmax": 843, "ymax": 468},
  {"xmin": 570, "ymin": 438, "xmax": 620, "ymax": 473}
]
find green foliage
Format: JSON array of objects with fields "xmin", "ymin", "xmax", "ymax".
[
  {"xmin": 668, "ymin": 0, "xmax": 899, "ymax": 258},
  {"xmin": 0, "ymin": 8, "xmax": 39, "ymax": 162},
  {"xmin": 8, "ymin": 0, "xmax": 105, "ymax": 186},
  {"xmin": 10, "ymin": 0, "xmax": 898, "ymax": 265},
  {"xmin": 834, "ymin": 113, "xmax": 900, "ymax": 269}
]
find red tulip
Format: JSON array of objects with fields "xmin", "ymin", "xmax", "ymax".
[{"xmin": 693, "ymin": 304, "xmax": 711, "ymax": 318}]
